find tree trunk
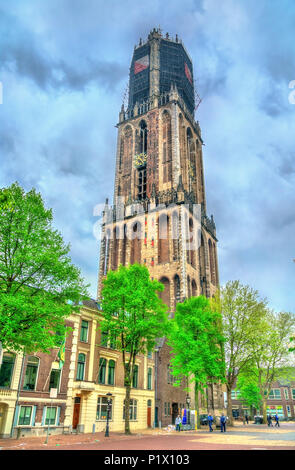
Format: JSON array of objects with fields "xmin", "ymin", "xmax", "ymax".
[
  {"xmin": 262, "ymin": 398, "xmax": 267, "ymax": 424},
  {"xmin": 210, "ymin": 382, "xmax": 215, "ymax": 412},
  {"xmin": 195, "ymin": 382, "xmax": 200, "ymax": 429},
  {"xmin": 226, "ymin": 384, "xmax": 234, "ymax": 426},
  {"xmin": 124, "ymin": 381, "xmax": 132, "ymax": 435}
]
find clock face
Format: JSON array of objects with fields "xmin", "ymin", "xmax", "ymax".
[{"xmin": 134, "ymin": 152, "xmax": 147, "ymax": 168}]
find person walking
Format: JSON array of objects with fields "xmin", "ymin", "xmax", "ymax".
[
  {"xmin": 175, "ymin": 415, "xmax": 181, "ymax": 432},
  {"xmin": 208, "ymin": 413, "xmax": 214, "ymax": 432},
  {"xmin": 220, "ymin": 413, "xmax": 227, "ymax": 433},
  {"xmin": 274, "ymin": 413, "xmax": 280, "ymax": 427},
  {"xmin": 245, "ymin": 413, "xmax": 249, "ymax": 424},
  {"xmin": 267, "ymin": 414, "xmax": 273, "ymax": 427}
]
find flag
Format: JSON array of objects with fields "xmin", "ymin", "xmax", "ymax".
[
  {"xmin": 58, "ymin": 338, "xmax": 66, "ymax": 369},
  {"xmin": 185, "ymin": 62, "xmax": 192, "ymax": 84},
  {"xmin": 134, "ymin": 55, "xmax": 149, "ymax": 74}
]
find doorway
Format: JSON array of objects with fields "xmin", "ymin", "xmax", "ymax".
[
  {"xmin": 147, "ymin": 400, "xmax": 152, "ymax": 428},
  {"xmin": 72, "ymin": 396, "xmax": 81, "ymax": 429},
  {"xmin": 0, "ymin": 403, "xmax": 8, "ymax": 437},
  {"xmin": 172, "ymin": 403, "xmax": 178, "ymax": 424}
]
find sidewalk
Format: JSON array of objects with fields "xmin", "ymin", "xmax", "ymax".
[{"xmin": 0, "ymin": 428, "xmax": 178, "ymax": 450}]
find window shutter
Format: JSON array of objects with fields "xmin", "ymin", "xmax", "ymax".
[
  {"xmin": 41, "ymin": 406, "xmax": 47, "ymax": 426},
  {"xmin": 32, "ymin": 406, "xmax": 37, "ymax": 426},
  {"xmin": 56, "ymin": 407, "xmax": 61, "ymax": 426},
  {"xmin": 13, "ymin": 405, "xmax": 20, "ymax": 427}
]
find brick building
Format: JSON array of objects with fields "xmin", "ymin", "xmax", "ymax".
[
  {"xmin": 0, "ymin": 318, "xmax": 75, "ymax": 438},
  {"xmin": 97, "ymin": 28, "xmax": 224, "ymax": 427},
  {"xmin": 231, "ymin": 376, "xmax": 295, "ymax": 420},
  {"xmin": 0, "ymin": 301, "xmax": 156, "ymax": 437}
]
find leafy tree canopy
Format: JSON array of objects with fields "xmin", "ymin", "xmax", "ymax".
[
  {"xmin": 101, "ymin": 263, "xmax": 168, "ymax": 356},
  {"xmin": 0, "ymin": 183, "xmax": 89, "ymax": 353},
  {"xmin": 167, "ymin": 295, "xmax": 225, "ymax": 391}
]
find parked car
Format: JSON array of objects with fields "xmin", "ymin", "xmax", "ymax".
[
  {"xmin": 200, "ymin": 414, "xmax": 208, "ymax": 425},
  {"xmin": 254, "ymin": 415, "xmax": 263, "ymax": 424}
]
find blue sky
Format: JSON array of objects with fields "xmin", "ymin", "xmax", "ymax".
[{"xmin": 0, "ymin": 0, "xmax": 294, "ymax": 311}]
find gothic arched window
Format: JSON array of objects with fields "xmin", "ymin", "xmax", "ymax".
[
  {"xmin": 159, "ymin": 276, "xmax": 170, "ymax": 311},
  {"xmin": 130, "ymin": 222, "xmax": 141, "ymax": 265},
  {"xmin": 158, "ymin": 214, "xmax": 170, "ymax": 264},
  {"xmin": 162, "ymin": 111, "xmax": 172, "ymax": 183},
  {"xmin": 139, "ymin": 120, "xmax": 148, "ymax": 154}
]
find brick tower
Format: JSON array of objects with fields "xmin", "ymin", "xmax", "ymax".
[{"xmin": 97, "ymin": 28, "xmax": 223, "ymax": 427}]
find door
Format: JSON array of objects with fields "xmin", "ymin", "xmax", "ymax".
[
  {"xmin": 172, "ymin": 403, "xmax": 178, "ymax": 424},
  {"xmin": 147, "ymin": 400, "xmax": 152, "ymax": 428},
  {"xmin": 155, "ymin": 407, "xmax": 158, "ymax": 427},
  {"xmin": 0, "ymin": 404, "xmax": 8, "ymax": 437},
  {"xmin": 72, "ymin": 397, "xmax": 81, "ymax": 429}
]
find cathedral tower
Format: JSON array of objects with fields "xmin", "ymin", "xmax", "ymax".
[{"xmin": 98, "ymin": 28, "xmax": 222, "ymax": 426}]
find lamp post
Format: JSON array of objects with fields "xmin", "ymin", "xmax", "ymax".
[
  {"xmin": 186, "ymin": 395, "xmax": 191, "ymax": 428},
  {"xmin": 105, "ymin": 392, "xmax": 112, "ymax": 438}
]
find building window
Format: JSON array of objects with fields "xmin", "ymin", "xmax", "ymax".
[
  {"xmin": 123, "ymin": 399, "xmax": 137, "ymax": 420},
  {"xmin": 269, "ymin": 389, "xmax": 281, "ymax": 399},
  {"xmin": 101, "ymin": 330, "xmax": 108, "ymax": 347},
  {"xmin": 49, "ymin": 369, "xmax": 61, "ymax": 391},
  {"xmin": 132, "ymin": 365, "xmax": 138, "ymax": 388},
  {"xmin": 137, "ymin": 167, "xmax": 147, "ymax": 200},
  {"xmin": 167, "ymin": 364, "xmax": 176, "ymax": 384},
  {"xmin": 45, "ymin": 407, "xmax": 57, "ymax": 425},
  {"xmin": 109, "ymin": 333, "xmax": 116, "ymax": 350},
  {"xmin": 292, "ymin": 389, "xmax": 295, "ymax": 400},
  {"xmin": 139, "ymin": 120, "xmax": 147, "ymax": 154},
  {"xmin": 97, "ymin": 396, "xmax": 113, "ymax": 420},
  {"xmin": 98, "ymin": 358, "xmax": 107, "ymax": 384},
  {"xmin": 284, "ymin": 389, "xmax": 289, "ymax": 400},
  {"xmin": 80, "ymin": 320, "xmax": 89, "ymax": 342},
  {"xmin": 76, "ymin": 353, "xmax": 86, "ymax": 381},
  {"xmin": 231, "ymin": 390, "xmax": 241, "ymax": 399},
  {"xmin": 18, "ymin": 406, "xmax": 32, "ymax": 425},
  {"xmin": 147, "ymin": 350, "xmax": 153, "ymax": 359},
  {"xmin": 108, "ymin": 360, "xmax": 115, "ymax": 386},
  {"xmin": 147, "ymin": 368, "xmax": 152, "ymax": 390},
  {"xmin": 0, "ymin": 353, "xmax": 15, "ymax": 388},
  {"xmin": 23, "ymin": 356, "xmax": 39, "ymax": 390}
]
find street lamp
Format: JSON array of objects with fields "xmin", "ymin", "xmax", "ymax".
[
  {"xmin": 105, "ymin": 392, "xmax": 112, "ymax": 438},
  {"xmin": 186, "ymin": 395, "xmax": 191, "ymax": 427}
]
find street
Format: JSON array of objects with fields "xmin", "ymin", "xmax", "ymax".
[{"xmin": 1, "ymin": 422, "xmax": 295, "ymax": 451}]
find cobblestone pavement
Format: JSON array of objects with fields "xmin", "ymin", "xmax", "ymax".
[{"xmin": 1, "ymin": 422, "xmax": 294, "ymax": 450}]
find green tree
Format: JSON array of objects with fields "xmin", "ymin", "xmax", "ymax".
[
  {"xmin": 249, "ymin": 311, "xmax": 295, "ymax": 423},
  {"xmin": 167, "ymin": 296, "xmax": 225, "ymax": 425},
  {"xmin": 236, "ymin": 365, "xmax": 263, "ymax": 416},
  {"xmin": 212, "ymin": 280, "xmax": 268, "ymax": 425},
  {"xmin": 0, "ymin": 183, "xmax": 89, "ymax": 356},
  {"xmin": 100, "ymin": 263, "xmax": 168, "ymax": 435}
]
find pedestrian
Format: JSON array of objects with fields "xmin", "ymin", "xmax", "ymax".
[
  {"xmin": 220, "ymin": 413, "xmax": 227, "ymax": 433},
  {"xmin": 245, "ymin": 413, "xmax": 249, "ymax": 424},
  {"xmin": 274, "ymin": 413, "xmax": 280, "ymax": 427},
  {"xmin": 208, "ymin": 413, "xmax": 214, "ymax": 432},
  {"xmin": 175, "ymin": 415, "xmax": 181, "ymax": 432},
  {"xmin": 267, "ymin": 414, "xmax": 273, "ymax": 427}
]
